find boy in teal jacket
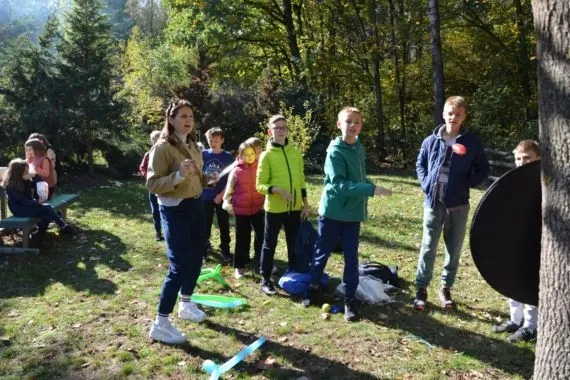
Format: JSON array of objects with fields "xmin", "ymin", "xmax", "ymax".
[
  {"xmin": 307, "ymin": 106, "xmax": 392, "ymax": 321},
  {"xmin": 256, "ymin": 114, "xmax": 309, "ymax": 295}
]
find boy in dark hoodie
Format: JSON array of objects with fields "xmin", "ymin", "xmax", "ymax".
[
  {"xmin": 306, "ymin": 106, "xmax": 392, "ymax": 322},
  {"xmin": 413, "ymin": 96, "xmax": 489, "ymax": 311}
]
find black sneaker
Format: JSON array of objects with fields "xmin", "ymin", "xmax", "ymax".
[
  {"xmin": 260, "ymin": 279, "xmax": 277, "ymax": 295},
  {"xmin": 413, "ymin": 288, "xmax": 428, "ymax": 311},
  {"xmin": 60, "ymin": 224, "xmax": 79, "ymax": 236},
  {"xmin": 221, "ymin": 251, "xmax": 233, "ymax": 264},
  {"xmin": 154, "ymin": 232, "xmax": 164, "ymax": 241},
  {"xmin": 438, "ymin": 287, "xmax": 456, "ymax": 309},
  {"xmin": 493, "ymin": 321, "xmax": 520, "ymax": 334},
  {"xmin": 507, "ymin": 327, "xmax": 536, "ymax": 343},
  {"xmin": 344, "ymin": 298, "xmax": 358, "ymax": 322},
  {"xmin": 301, "ymin": 283, "xmax": 322, "ymax": 307}
]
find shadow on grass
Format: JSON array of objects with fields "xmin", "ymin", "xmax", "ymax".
[
  {"xmin": 0, "ymin": 229, "xmax": 130, "ymax": 299},
  {"xmin": 361, "ymin": 301, "xmax": 534, "ymax": 378},
  {"xmin": 200, "ymin": 321, "xmax": 383, "ymax": 380}
]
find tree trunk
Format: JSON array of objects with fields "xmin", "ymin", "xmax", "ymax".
[
  {"xmin": 282, "ymin": 0, "xmax": 304, "ymax": 84},
  {"xmin": 428, "ymin": 0, "xmax": 445, "ymax": 125},
  {"xmin": 388, "ymin": 0, "xmax": 406, "ymax": 141},
  {"xmin": 532, "ymin": 1, "xmax": 570, "ymax": 378},
  {"xmin": 514, "ymin": 0, "xmax": 533, "ymax": 123},
  {"xmin": 372, "ymin": 56, "xmax": 385, "ymax": 160}
]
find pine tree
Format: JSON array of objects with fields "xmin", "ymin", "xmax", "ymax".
[{"xmin": 57, "ymin": 0, "xmax": 124, "ymax": 175}]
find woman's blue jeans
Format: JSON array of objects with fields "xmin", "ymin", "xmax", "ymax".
[
  {"xmin": 157, "ymin": 197, "xmax": 205, "ymax": 315},
  {"xmin": 415, "ymin": 200, "xmax": 469, "ymax": 290}
]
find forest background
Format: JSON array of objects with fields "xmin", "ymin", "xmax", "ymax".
[{"xmin": 0, "ymin": 0, "xmax": 537, "ymax": 175}]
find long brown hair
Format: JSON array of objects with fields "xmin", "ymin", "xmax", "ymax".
[
  {"xmin": 25, "ymin": 138, "xmax": 47, "ymax": 157},
  {"xmin": 161, "ymin": 99, "xmax": 198, "ymax": 148},
  {"xmin": 3, "ymin": 158, "xmax": 28, "ymax": 192},
  {"xmin": 28, "ymin": 133, "xmax": 53, "ymax": 150}
]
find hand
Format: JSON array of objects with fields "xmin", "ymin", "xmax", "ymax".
[
  {"xmin": 178, "ymin": 159, "xmax": 199, "ymax": 177},
  {"xmin": 300, "ymin": 205, "xmax": 310, "ymax": 220},
  {"xmin": 207, "ymin": 171, "xmax": 220, "ymax": 185},
  {"xmin": 214, "ymin": 192, "xmax": 223, "ymax": 205},
  {"xmin": 374, "ymin": 186, "xmax": 393, "ymax": 196},
  {"xmin": 274, "ymin": 187, "xmax": 293, "ymax": 202}
]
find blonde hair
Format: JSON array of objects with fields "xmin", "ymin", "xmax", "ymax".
[
  {"xmin": 244, "ymin": 137, "xmax": 263, "ymax": 150},
  {"xmin": 513, "ymin": 140, "xmax": 540, "ymax": 157},
  {"xmin": 445, "ymin": 96, "xmax": 468, "ymax": 113},
  {"xmin": 338, "ymin": 106, "xmax": 361, "ymax": 121},
  {"xmin": 150, "ymin": 130, "xmax": 161, "ymax": 145}
]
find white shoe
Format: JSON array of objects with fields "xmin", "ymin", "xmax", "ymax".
[
  {"xmin": 178, "ymin": 301, "xmax": 207, "ymax": 322},
  {"xmin": 234, "ymin": 268, "xmax": 245, "ymax": 279},
  {"xmin": 149, "ymin": 319, "xmax": 187, "ymax": 344}
]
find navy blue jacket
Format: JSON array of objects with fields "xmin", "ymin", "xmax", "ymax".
[{"xmin": 416, "ymin": 125, "xmax": 489, "ymax": 208}]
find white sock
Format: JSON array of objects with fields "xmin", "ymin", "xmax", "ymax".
[{"xmin": 156, "ymin": 314, "xmax": 169, "ymax": 325}]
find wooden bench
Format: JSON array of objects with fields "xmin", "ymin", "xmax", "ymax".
[{"xmin": 0, "ymin": 193, "xmax": 80, "ymax": 254}]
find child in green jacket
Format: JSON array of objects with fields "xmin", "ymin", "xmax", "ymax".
[
  {"xmin": 306, "ymin": 106, "xmax": 392, "ymax": 321},
  {"xmin": 256, "ymin": 115, "xmax": 309, "ymax": 295}
]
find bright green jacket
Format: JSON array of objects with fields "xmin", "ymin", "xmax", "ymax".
[
  {"xmin": 318, "ymin": 137, "xmax": 375, "ymax": 222},
  {"xmin": 256, "ymin": 138, "xmax": 307, "ymax": 213}
]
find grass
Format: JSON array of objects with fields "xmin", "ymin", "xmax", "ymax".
[{"xmin": 0, "ymin": 172, "xmax": 535, "ymax": 379}]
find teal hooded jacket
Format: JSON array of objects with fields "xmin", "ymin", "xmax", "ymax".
[{"xmin": 318, "ymin": 137, "xmax": 375, "ymax": 222}]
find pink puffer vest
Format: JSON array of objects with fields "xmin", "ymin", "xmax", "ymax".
[{"xmin": 232, "ymin": 160, "xmax": 265, "ymax": 216}]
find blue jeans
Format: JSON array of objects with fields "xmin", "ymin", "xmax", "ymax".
[
  {"xmin": 149, "ymin": 192, "xmax": 161, "ymax": 235},
  {"xmin": 157, "ymin": 197, "xmax": 205, "ymax": 315},
  {"xmin": 415, "ymin": 200, "xmax": 469, "ymax": 289},
  {"xmin": 311, "ymin": 216, "xmax": 361, "ymax": 300},
  {"xmin": 9, "ymin": 203, "xmax": 66, "ymax": 233}
]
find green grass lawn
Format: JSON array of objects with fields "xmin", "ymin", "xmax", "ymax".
[{"xmin": 0, "ymin": 173, "xmax": 535, "ymax": 379}]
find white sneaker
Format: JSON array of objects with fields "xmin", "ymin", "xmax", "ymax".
[
  {"xmin": 234, "ymin": 268, "xmax": 245, "ymax": 279},
  {"xmin": 178, "ymin": 301, "xmax": 207, "ymax": 322},
  {"xmin": 149, "ymin": 319, "xmax": 187, "ymax": 344}
]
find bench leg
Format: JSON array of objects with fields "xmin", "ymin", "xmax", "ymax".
[
  {"xmin": 22, "ymin": 228, "xmax": 30, "ymax": 248},
  {"xmin": 61, "ymin": 208, "xmax": 68, "ymax": 222}
]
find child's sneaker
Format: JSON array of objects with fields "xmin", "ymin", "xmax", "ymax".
[
  {"xmin": 301, "ymin": 283, "xmax": 322, "ymax": 307},
  {"xmin": 178, "ymin": 302, "xmax": 206, "ymax": 322},
  {"xmin": 60, "ymin": 224, "xmax": 79, "ymax": 235},
  {"xmin": 413, "ymin": 288, "xmax": 428, "ymax": 311},
  {"xmin": 438, "ymin": 287, "xmax": 456, "ymax": 309},
  {"xmin": 154, "ymin": 232, "xmax": 164, "ymax": 241},
  {"xmin": 507, "ymin": 327, "xmax": 536, "ymax": 343},
  {"xmin": 344, "ymin": 298, "xmax": 358, "ymax": 322},
  {"xmin": 260, "ymin": 279, "xmax": 277, "ymax": 295},
  {"xmin": 493, "ymin": 320, "xmax": 520, "ymax": 334},
  {"xmin": 149, "ymin": 319, "xmax": 187, "ymax": 344},
  {"xmin": 234, "ymin": 268, "xmax": 245, "ymax": 279}
]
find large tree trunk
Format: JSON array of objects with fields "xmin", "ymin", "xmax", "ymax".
[
  {"xmin": 532, "ymin": 1, "xmax": 570, "ymax": 378},
  {"xmin": 428, "ymin": 0, "xmax": 445, "ymax": 125}
]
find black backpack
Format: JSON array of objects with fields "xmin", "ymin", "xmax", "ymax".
[{"xmin": 359, "ymin": 261, "xmax": 401, "ymax": 288}]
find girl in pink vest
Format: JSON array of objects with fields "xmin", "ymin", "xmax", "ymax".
[
  {"xmin": 223, "ymin": 142, "xmax": 265, "ymax": 279},
  {"xmin": 25, "ymin": 138, "xmax": 56, "ymax": 200}
]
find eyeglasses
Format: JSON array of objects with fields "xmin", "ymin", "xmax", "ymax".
[{"xmin": 271, "ymin": 126, "xmax": 288, "ymax": 131}]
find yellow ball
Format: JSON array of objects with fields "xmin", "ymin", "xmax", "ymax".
[{"xmin": 321, "ymin": 303, "xmax": 331, "ymax": 313}]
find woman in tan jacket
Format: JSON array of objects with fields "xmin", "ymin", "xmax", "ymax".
[{"xmin": 146, "ymin": 99, "xmax": 214, "ymax": 345}]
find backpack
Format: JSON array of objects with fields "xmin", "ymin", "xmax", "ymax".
[
  {"xmin": 292, "ymin": 220, "xmax": 318, "ymax": 273},
  {"xmin": 359, "ymin": 261, "xmax": 401, "ymax": 288}
]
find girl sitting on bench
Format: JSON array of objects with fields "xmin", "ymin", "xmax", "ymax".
[{"xmin": 3, "ymin": 159, "xmax": 77, "ymax": 245}]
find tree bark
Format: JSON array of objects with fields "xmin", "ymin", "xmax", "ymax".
[
  {"xmin": 428, "ymin": 0, "xmax": 445, "ymax": 125},
  {"xmin": 532, "ymin": 1, "xmax": 570, "ymax": 378}
]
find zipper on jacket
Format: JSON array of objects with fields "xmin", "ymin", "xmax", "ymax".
[
  {"xmin": 281, "ymin": 146, "xmax": 294, "ymax": 212},
  {"xmin": 356, "ymin": 144, "xmax": 366, "ymax": 219}
]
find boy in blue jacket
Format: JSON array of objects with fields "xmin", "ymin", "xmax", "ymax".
[
  {"xmin": 306, "ymin": 106, "xmax": 392, "ymax": 321},
  {"xmin": 413, "ymin": 96, "xmax": 489, "ymax": 311}
]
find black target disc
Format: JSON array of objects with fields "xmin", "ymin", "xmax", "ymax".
[{"xmin": 469, "ymin": 160, "xmax": 541, "ymax": 306}]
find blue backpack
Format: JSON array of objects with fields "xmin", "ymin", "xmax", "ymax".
[{"xmin": 292, "ymin": 220, "xmax": 317, "ymax": 273}]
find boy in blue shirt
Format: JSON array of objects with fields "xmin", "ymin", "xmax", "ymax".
[
  {"xmin": 413, "ymin": 96, "xmax": 489, "ymax": 310},
  {"xmin": 202, "ymin": 127, "xmax": 235, "ymax": 263},
  {"xmin": 306, "ymin": 106, "xmax": 392, "ymax": 321}
]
